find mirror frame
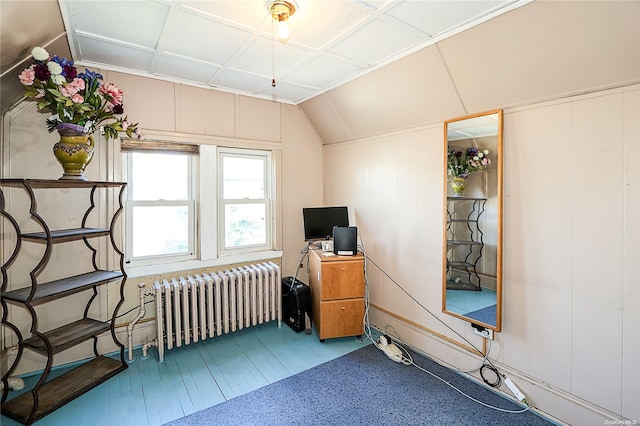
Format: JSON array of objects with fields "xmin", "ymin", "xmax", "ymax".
[{"xmin": 442, "ymin": 109, "xmax": 503, "ymax": 332}]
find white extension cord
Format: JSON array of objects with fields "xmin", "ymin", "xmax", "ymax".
[
  {"xmin": 378, "ymin": 335, "xmax": 403, "ymax": 363},
  {"xmin": 504, "ymin": 377, "xmax": 527, "ymax": 403}
]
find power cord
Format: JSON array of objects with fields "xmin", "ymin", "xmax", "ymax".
[
  {"xmin": 409, "ymin": 359, "xmax": 529, "ymax": 413},
  {"xmin": 371, "ymin": 327, "xmax": 529, "ymax": 413},
  {"xmin": 364, "ymin": 254, "xmax": 511, "ymax": 386},
  {"xmin": 357, "ymin": 235, "xmax": 530, "ymax": 413},
  {"xmin": 478, "ymin": 339, "xmax": 502, "ymax": 387},
  {"xmin": 116, "ymin": 299, "xmax": 155, "ymax": 319},
  {"xmin": 365, "ymin": 254, "xmax": 485, "ymax": 355},
  {"xmin": 284, "ymin": 241, "xmax": 314, "ymax": 296}
]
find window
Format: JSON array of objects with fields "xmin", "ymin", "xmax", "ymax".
[
  {"xmin": 124, "ymin": 151, "xmax": 196, "ymax": 265},
  {"xmin": 123, "ymin": 143, "xmax": 275, "ymax": 269},
  {"xmin": 218, "ymin": 148, "xmax": 272, "ymax": 253}
]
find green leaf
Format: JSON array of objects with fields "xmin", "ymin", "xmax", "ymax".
[{"xmin": 47, "ymin": 88, "xmax": 63, "ymax": 97}]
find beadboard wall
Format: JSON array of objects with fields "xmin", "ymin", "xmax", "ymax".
[{"xmin": 323, "ymin": 84, "xmax": 640, "ymax": 424}]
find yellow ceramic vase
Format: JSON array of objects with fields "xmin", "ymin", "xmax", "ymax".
[
  {"xmin": 450, "ymin": 176, "xmax": 466, "ymax": 196},
  {"xmin": 53, "ymin": 131, "xmax": 94, "ymax": 181}
]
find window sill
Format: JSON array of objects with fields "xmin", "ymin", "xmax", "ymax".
[{"xmin": 125, "ymin": 250, "xmax": 284, "ymax": 278}]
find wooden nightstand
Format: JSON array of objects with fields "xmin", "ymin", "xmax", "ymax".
[{"xmin": 308, "ymin": 249, "xmax": 365, "ymax": 341}]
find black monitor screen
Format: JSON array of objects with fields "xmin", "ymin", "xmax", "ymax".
[{"xmin": 302, "ymin": 206, "xmax": 349, "ymax": 241}]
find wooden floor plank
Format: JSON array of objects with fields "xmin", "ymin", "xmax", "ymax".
[
  {"xmin": 1, "ymin": 323, "xmax": 368, "ymax": 426},
  {"xmin": 253, "ymin": 324, "xmax": 313, "ymax": 374},
  {"xmin": 124, "ymin": 357, "xmax": 149, "ymax": 424},
  {"xmin": 108, "ymin": 359, "xmax": 149, "ymax": 426},
  {"xmin": 234, "ymin": 326, "xmax": 291, "ymax": 383},
  {"xmin": 137, "ymin": 349, "xmax": 190, "ymax": 424},
  {"xmin": 135, "ymin": 354, "xmax": 173, "ymax": 426},
  {"xmin": 155, "ymin": 351, "xmax": 196, "ymax": 423},
  {"xmin": 196, "ymin": 331, "xmax": 270, "ymax": 400},
  {"xmin": 171, "ymin": 342, "xmax": 225, "ymax": 414},
  {"xmin": 256, "ymin": 324, "xmax": 366, "ymax": 374}
]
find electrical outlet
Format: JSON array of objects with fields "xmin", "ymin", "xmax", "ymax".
[
  {"xmin": 471, "ymin": 324, "xmax": 494, "ymax": 340},
  {"xmin": 474, "ymin": 328, "xmax": 493, "ymax": 339}
]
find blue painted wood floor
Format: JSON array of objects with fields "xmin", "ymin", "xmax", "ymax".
[{"xmin": 2, "ymin": 324, "xmax": 369, "ymax": 426}]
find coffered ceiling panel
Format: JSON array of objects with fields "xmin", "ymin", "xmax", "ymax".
[
  {"xmin": 77, "ymin": 37, "xmax": 155, "ymax": 72},
  {"xmin": 70, "ymin": 1, "xmax": 171, "ymax": 49},
  {"xmin": 59, "ymin": 0, "xmax": 528, "ymax": 104},
  {"xmin": 386, "ymin": 0, "xmax": 509, "ymax": 36},
  {"xmin": 287, "ymin": 55, "xmax": 363, "ymax": 88},
  {"xmin": 156, "ymin": 54, "xmax": 221, "ymax": 83},
  {"xmin": 327, "ymin": 18, "xmax": 423, "ymax": 66}
]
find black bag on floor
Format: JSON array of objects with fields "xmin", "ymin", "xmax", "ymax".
[{"xmin": 281, "ymin": 276, "xmax": 312, "ymax": 334}]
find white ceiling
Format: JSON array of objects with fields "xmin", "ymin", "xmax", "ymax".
[
  {"xmin": 59, "ymin": 0, "xmax": 527, "ymax": 105},
  {"xmin": 447, "ymin": 112, "xmax": 500, "ymax": 141}
]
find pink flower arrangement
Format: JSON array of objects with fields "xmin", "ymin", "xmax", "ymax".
[
  {"xmin": 99, "ymin": 82, "xmax": 125, "ymax": 115},
  {"xmin": 447, "ymin": 147, "xmax": 491, "ymax": 178},
  {"xmin": 18, "ymin": 46, "xmax": 143, "ymax": 140}
]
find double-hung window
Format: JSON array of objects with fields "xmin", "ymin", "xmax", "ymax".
[
  {"xmin": 123, "ymin": 142, "xmax": 275, "ymax": 270},
  {"xmin": 123, "ymin": 149, "xmax": 197, "ymax": 266},
  {"xmin": 218, "ymin": 148, "xmax": 272, "ymax": 254}
]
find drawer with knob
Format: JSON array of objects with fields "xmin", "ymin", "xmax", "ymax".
[{"xmin": 309, "ymin": 250, "xmax": 365, "ymax": 341}]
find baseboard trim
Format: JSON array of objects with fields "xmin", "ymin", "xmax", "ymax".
[{"xmin": 369, "ymin": 306, "xmax": 631, "ymax": 426}]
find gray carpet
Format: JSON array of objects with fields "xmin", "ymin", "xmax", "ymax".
[
  {"xmin": 465, "ymin": 304, "xmax": 496, "ymax": 325},
  {"xmin": 165, "ymin": 344, "xmax": 555, "ymax": 426}
]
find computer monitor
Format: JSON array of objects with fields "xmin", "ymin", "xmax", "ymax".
[{"xmin": 302, "ymin": 206, "xmax": 349, "ymax": 241}]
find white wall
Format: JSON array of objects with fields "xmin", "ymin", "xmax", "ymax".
[
  {"xmin": 323, "ymin": 84, "xmax": 640, "ymax": 424},
  {"xmin": 504, "ymin": 87, "xmax": 639, "ymax": 421},
  {"xmin": 308, "ymin": 3, "xmax": 640, "ymax": 423},
  {"xmin": 1, "ymin": 75, "xmax": 324, "ymax": 374}
]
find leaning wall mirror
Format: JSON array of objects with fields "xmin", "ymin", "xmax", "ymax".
[{"xmin": 443, "ymin": 110, "xmax": 503, "ymax": 332}]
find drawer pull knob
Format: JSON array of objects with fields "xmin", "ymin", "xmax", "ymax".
[
  {"xmin": 340, "ymin": 267, "xmax": 346, "ymax": 271},
  {"xmin": 341, "ymin": 307, "xmax": 346, "ymax": 310}
]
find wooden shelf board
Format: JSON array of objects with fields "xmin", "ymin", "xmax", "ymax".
[
  {"xmin": 1, "ymin": 356, "xmax": 126, "ymax": 425},
  {"xmin": 21, "ymin": 228, "xmax": 110, "ymax": 243},
  {"xmin": 447, "ymin": 196, "xmax": 487, "ymax": 201},
  {"xmin": 1, "ymin": 270, "xmax": 123, "ymax": 305},
  {"xmin": 0, "ymin": 179, "xmax": 125, "ymax": 188},
  {"xmin": 23, "ymin": 318, "xmax": 111, "ymax": 355},
  {"xmin": 447, "ymin": 261, "xmax": 475, "ymax": 267},
  {"xmin": 446, "ymin": 280, "xmax": 481, "ymax": 291},
  {"xmin": 447, "ymin": 240, "xmax": 483, "ymax": 246}
]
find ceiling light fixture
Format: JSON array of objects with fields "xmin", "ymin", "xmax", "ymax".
[
  {"xmin": 268, "ymin": 1, "xmax": 297, "ymax": 88},
  {"xmin": 269, "ymin": 1, "xmax": 297, "ymax": 40}
]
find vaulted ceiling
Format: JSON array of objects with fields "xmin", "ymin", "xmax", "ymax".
[
  {"xmin": 56, "ymin": 0, "xmax": 527, "ymax": 105},
  {"xmin": 3, "ymin": 0, "xmax": 638, "ymax": 141}
]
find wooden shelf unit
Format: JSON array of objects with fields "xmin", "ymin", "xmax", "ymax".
[
  {"xmin": 308, "ymin": 249, "xmax": 365, "ymax": 341},
  {"xmin": 1, "ymin": 179, "xmax": 128, "ymax": 425}
]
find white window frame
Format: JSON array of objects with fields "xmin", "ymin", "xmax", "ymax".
[
  {"xmin": 217, "ymin": 147, "xmax": 273, "ymax": 255},
  {"xmin": 123, "ymin": 151, "xmax": 198, "ymax": 267},
  {"xmin": 122, "ymin": 142, "xmax": 280, "ymax": 277}
]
